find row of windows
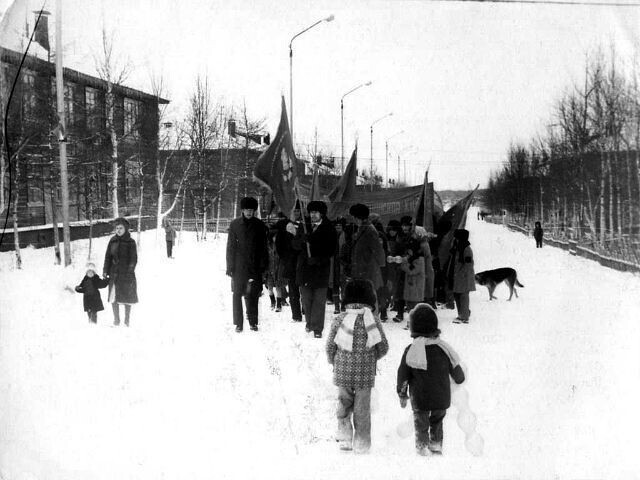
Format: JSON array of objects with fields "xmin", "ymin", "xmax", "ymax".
[{"xmin": 20, "ymin": 69, "xmax": 142, "ymax": 138}]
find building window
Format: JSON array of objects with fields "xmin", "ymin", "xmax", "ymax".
[
  {"xmin": 124, "ymin": 98, "xmax": 140, "ymax": 138},
  {"xmin": 22, "ymin": 70, "xmax": 37, "ymax": 119},
  {"xmin": 85, "ymin": 86, "xmax": 102, "ymax": 137},
  {"xmin": 64, "ymin": 83, "xmax": 75, "ymax": 126}
]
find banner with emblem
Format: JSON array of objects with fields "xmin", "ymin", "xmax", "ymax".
[{"xmin": 253, "ymin": 96, "xmax": 298, "ymax": 216}]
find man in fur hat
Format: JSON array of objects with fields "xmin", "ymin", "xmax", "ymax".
[
  {"xmin": 226, "ymin": 197, "xmax": 268, "ymax": 332},
  {"xmin": 291, "ymin": 200, "xmax": 336, "ymax": 338}
]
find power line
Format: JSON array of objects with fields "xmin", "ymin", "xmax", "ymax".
[{"xmin": 423, "ymin": 0, "xmax": 640, "ymax": 6}]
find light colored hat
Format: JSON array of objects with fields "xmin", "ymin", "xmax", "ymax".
[{"xmin": 86, "ymin": 263, "xmax": 97, "ymax": 273}]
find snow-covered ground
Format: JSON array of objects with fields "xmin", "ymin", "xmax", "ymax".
[{"xmin": 1, "ymin": 210, "xmax": 640, "ymax": 480}]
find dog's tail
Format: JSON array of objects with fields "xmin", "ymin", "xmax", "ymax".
[{"xmin": 515, "ymin": 278, "xmax": 524, "ymax": 288}]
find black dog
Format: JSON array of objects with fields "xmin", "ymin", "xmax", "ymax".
[{"xmin": 474, "ymin": 268, "xmax": 524, "ymax": 301}]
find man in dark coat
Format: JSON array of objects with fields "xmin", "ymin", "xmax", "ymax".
[
  {"xmin": 275, "ymin": 216, "xmax": 302, "ymax": 321},
  {"xmin": 226, "ymin": 197, "xmax": 268, "ymax": 332},
  {"xmin": 103, "ymin": 217, "xmax": 138, "ymax": 327},
  {"xmin": 291, "ymin": 200, "xmax": 337, "ymax": 338}
]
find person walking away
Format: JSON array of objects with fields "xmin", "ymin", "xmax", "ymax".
[
  {"xmin": 399, "ymin": 238, "xmax": 426, "ymax": 324},
  {"xmin": 326, "ymin": 279, "xmax": 389, "ymax": 454},
  {"xmin": 348, "ymin": 204, "xmax": 386, "ymax": 318},
  {"xmin": 533, "ymin": 221, "xmax": 544, "ymax": 248},
  {"xmin": 103, "ymin": 217, "xmax": 138, "ymax": 327},
  {"xmin": 449, "ymin": 229, "xmax": 475, "ymax": 324},
  {"xmin": 397, "ymin": 304, "xmax": 465, "ymax": 455},
  {"xmin": 292, "ymin": 200, "xmax": 336, "ymax": 338},
  {"xmin": 163, "ymin": 218, "xmax": 177, "ymax": 258},
  {"xmin": 75, "ymin": 263, "xmax": 109, "ymax": 323},
  {"xmin": 369, "ymin": 213, "xmax": 390, "ymax": 321},
  {"xmin": 226, "ymin": 197, "xmax": 268, "ymax": 332},
  {"xmin": 265, "ymin": 227, "xmax": 286, "ymax": 311}
]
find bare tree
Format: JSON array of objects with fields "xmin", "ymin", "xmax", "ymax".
[{"xmin": 95, "ymin": 27, "xmax": 131, "ymax": 218}]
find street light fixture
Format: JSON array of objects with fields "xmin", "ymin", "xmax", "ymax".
[
  {"xmin": 341, "ymin": 80, "xmax": 372, "ymax": 173},
  {"xmin": 289, "ymin": 14, "xmax": 334, "ymax": 145},
  {"xmin": 385, "ymin": 130, "xmax": 404, "ymax": 187},
  {"xmin": 370, "ymin": 112, "xmax": 393, "ymax": 191}
]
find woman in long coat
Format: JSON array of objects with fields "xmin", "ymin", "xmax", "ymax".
[
  {"xmin": 419, "ymin": 236, "xmax": 435, "ymax": 307},
  {"xmin": 103, "ymin": 217, "xmax": 138, "ymax": 327},
  {"xmin": 449, "ymin": 229, "xmax": 475, "ymax": 323}
]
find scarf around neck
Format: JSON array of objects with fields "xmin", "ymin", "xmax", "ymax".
[
  {"xmin": 334, "ymin": 307, "xmax": 382, "ymax": 352},
  {"xmin": 406, "ymin": 337, "xmax": 461, "ymax": 371}
]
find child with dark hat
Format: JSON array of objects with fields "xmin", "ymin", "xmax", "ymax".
[
  {"xmin": 75, "ymin": 263, "xmax": 109, "ymax": 323},
  {"xmin": 396, "ymin": 304, "xmax": 465, "ymax": 455}
]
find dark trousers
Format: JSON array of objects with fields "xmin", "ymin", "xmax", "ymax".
[
  {"xmin": 112, "ymin": 303, "xmax": 131, "ymax": 326},
  {"xmin": 453, "ymin": 292, "xmax": 470, "ymax": 320},
  {"xmin": 300, "ymin": 286, "xmax": 327, "ymax": 334},
  {"xmin": 535, "ymin": 239, "xmax": 543, "ymax": 248},
  {"xmin": 87, "ymin": 310, "xmax": 97, "ymax": 323},
  {"xmin": 232, "ymin": 286, "xmax": 260, "ymax": 328},
  {"xmin": 413, "ymin": 409, "xmax": 446, "ymax": 453},
  {"xmin": 166, "ymin": 240, "xmax": 173, "ymax": 258},
  {"xmin": 287, "ymin": 279, "xmax": 302, "ymax": 321},
  {"xmin": 337, "ymin": 386, "xmax": 372, "ymax": 452}
]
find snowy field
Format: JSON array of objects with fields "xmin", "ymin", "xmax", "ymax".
[{"xmin": 2, "ymin": 209, "xmax": 640, "ymax": 480}]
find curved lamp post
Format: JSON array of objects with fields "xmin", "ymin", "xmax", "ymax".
[
  {"xmin": 370, "ymin": 112, "xmax": 393, "ymax": 191},
  {"xmin": 340, "ymin": 81, "xmax": 372, "ymax": 173},
  {"xmin": 289, "ymin": 14, "xmax": 334, "ymax": 145}
]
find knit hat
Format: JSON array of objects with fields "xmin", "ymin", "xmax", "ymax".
[
  {"xmin": 240, "ymin": 197, "xmax": 259, "ymax": 210},
  {"xmin": 307, "ymin": 200, "xmax": 327, "ymax": 215},
  {"xmin": 342, "ymin": 278, "xmax": 377, "ymax": 312},
  {"xmin": 400, "ymin": 215, "xmax": 413, "ymax": 226},
  {"xmin": 349, "ymin": 203, "xmax": 370, "ymax": 220},
  {"xmin": 113, "ymin": 217, "xmax": 130, "ymax": 229},
  {"xmin": 409, "ymin": 303, "xmax": 440, "ymax": 338},
  {"xmin": 86, "ymin": 262, "xmax": 97, "ymax": 274}
]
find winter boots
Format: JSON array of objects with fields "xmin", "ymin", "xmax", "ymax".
[{"xmin": 275, "ymin": 297, "xmax": 282, "ymax": 312}]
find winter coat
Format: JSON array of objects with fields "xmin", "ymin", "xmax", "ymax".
[
  {"xmin": 396, "ymin": 340, "xmax": 465, "ymax": 411},
  {"xmin": 265, "ymin": 240, "xmax": 286, "ymax": 290},
  {"xmin": 226, "ymin": 215, "xmax": 268, "ymax": 293},
  {"xmin": 75, "ymin": 274, "xmax": 109, "ymax": 312},
  {"xmin": 293, "ymin": 217, "xmax": 337, "ymax": 289},
  {"xmin": 401, "ymin": 255, "xmax": 426, "ymax": 303},
  {"xmin": 275, "ymin": 221, "xmax": 298, "ymax": 281},
  {"xmin": 330, "ymin": 231, "xmax": 347, "ymax": 289},
  {"xmin": 103, "ymin": 231, "xmax": 138, "ymax": 304},
  {"xmin": 164, "ymin": 224, "xmax": 177, "ymax": 242},
  {"xmin": 350, "ymin": 223, "xmax": 386, "ymax": 290},
  {"xmin": 452, "ymin": 245, "xmax": 475, "ymax": 293},
  {"xmin": 533, "ymin": 226, "xmax": 544, "ymax": 241},
  {"xmin": 326, "ymin": 304, "xmax": 389, "ymax": 389},
  {"xmin": 423, "ymin": 242, "xmax": 435, "ymax": 300}
]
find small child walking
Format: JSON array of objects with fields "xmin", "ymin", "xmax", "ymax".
[
  {"xmin": 75, "ymin": 263, "xmax": 109, "ymax": 324},
  {"xmin": 397, "ymin": 304, "xmax": 465, "ymax": 455}
]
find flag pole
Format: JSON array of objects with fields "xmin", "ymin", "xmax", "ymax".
[{"xmin": 293, "ymin": 180, "xmax": 312, "ymax": 257}]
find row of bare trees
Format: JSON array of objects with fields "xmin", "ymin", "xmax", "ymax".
[{"xmin": 486, "ymin": 45, "xmax": 640, "ymax": 249}]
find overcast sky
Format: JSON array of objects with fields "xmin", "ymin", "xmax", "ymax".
[{"xmin": 3, "ymin": 0, "xmax": 640, "ymax": 189}]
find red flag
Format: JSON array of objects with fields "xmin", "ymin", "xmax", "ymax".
[
  {"xmin": 253, "ymin": 97, "xmax": 298, "ymax": 216},
  {"xmin": 436, "ymin": 186, "xmax": 478, "ymax": 267}
]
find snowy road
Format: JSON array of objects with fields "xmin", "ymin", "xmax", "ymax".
[{"xmin": 1, "ymin": 211, "xmax": 640, "ymax": 480}]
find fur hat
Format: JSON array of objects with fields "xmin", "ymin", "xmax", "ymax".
[
  {"xmin": 307, "ymin": 200, "xmax": 327, "ymax": 215},
  {"xmin": 342, "ymin": 278, "xmax": 377, "ymax": 312},
  {"xmin": 240, "ymin": 197, "xmax": 259, "ymax": 210},
  {"xmin": 349, "ymin": 203, "xmax": 370, "ymax": 220},
  {"xmin": 113, "ymin": 217, "xmax": 130, "ymax": 229},
  {"xmin": 409, "ymin": 303, "xmax": 440, "ymax": 338},
  {"xmin": 400, "ymin": 215, "xmax": 413, "ymax": 226},
  {"xmin": 387, "ymin": 219, "xmax": 401, "ymax": 232}
]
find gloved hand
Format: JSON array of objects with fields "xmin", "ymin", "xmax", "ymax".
[
  {"xmin": 74, "ymin": 285, "xmax": 82, "ymax": 293},
  {"xmin": 399, "ymin": 396, "xmax": 408, "ymax": 409},
  {"xmin": 226, "ymin": 270, "xmax": 233, "ymax": 277}
]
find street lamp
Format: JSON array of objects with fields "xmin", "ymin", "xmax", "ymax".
[
  {"xmin": 341, "ymin": 81, "xmax": 372, "ymax": 173},
  {"xmin": 394, "ymin": 145, "xmax": 417, "ymax": 185},
  {"xmin": 289, "ymin": 14, "xmax": 334, "ymax": 145},
  {"xmin": 385, "ymin": 130, "xmax": 404, "ymax": 187},
  {"xmin": 370, "ymin": 112, "xmax": 393, "ymax": 191}
]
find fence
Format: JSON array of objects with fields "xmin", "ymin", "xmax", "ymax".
[{"xmin": 484, "ymin": 215, "xmax": 640, "ymax": 274}]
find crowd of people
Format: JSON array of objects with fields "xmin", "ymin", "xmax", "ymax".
[{"xmin": 226, "ymin": 196, "xmax": 477, "ymax": 334}]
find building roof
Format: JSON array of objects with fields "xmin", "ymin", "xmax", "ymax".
[{"xmin": 0, "ymin": 46, "xmax": 170, "ymax": 105}]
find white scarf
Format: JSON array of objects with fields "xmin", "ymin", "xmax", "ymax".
[
  {"xmin": 334, "ymin": 307, "xmax": 382, "ymax": 352},
  {"xmin": 406, "ymin": 337, "xmax": 461, "ymax": 371}
]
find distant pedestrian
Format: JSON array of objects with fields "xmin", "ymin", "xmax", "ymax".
[
  {"xmin": 326, "ymin": 278, "xmax": 389, "ymax": 454},
  {"xmin": 292, "ymin": 200, "xmax": 336, "ymax": 338},
  {"xmin": 226, "ymin": 197, "xmax": 268, "ymax": 332},
  {"xmin": 449, "ymin": 229, "xmax": 475, "ymax": 324},
  {"xmin": 163, "ymin": 218, "xmax": 177, "ymax": 258},
  {"xmin": 103, "ymin": 217, "xmax": 138, "ymax": 327},
  {"xmin": 399, "ymin": 238, "xmax": 426, "ymax": 322},
  {"xmin": 533, "ymin": 221, "xmax": 544, "ymax": 248},
  {"xmin": 397, "ymin": 303, "xmax": 465, "ymax": 455},
  {"xmin": 75, "ymin": 263, "xmax": 109, "ymax": 323}
]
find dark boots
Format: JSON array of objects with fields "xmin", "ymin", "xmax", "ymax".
[{"xmin": 275, "ymin": 297, "xmax": 282, "ymax": 312}]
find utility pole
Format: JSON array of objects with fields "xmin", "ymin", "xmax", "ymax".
[{"xmin": 55, "ymin": 0, "xmax": 71, "ymax": 266}]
